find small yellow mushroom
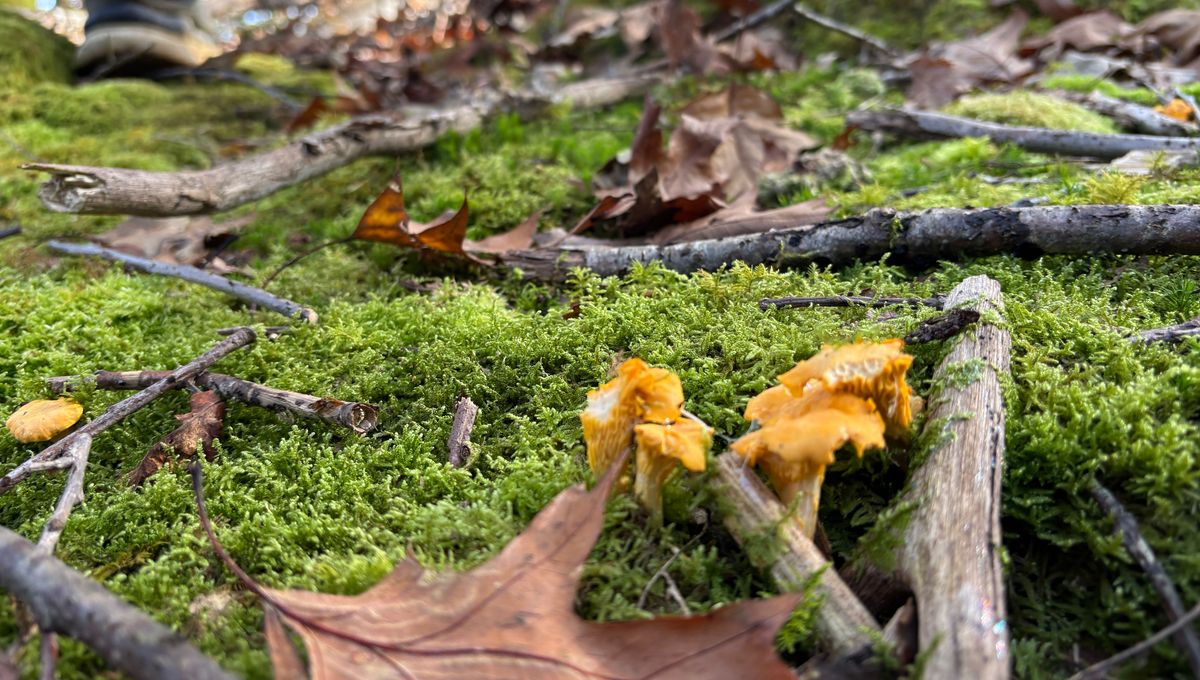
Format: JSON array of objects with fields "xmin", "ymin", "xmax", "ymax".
[
  {"xmin": 778, "ymin": 339, "xmax": 914, "ymax": 434},
  {"xmin": 6, "ymin": 398, "xmax": 83, "ymax": 443},
  {"xmin": 634, "ymin": 367, "xmax": 684, "ymax": 424},
  {"xmin": 581, "ymin": 358, "xmax": 652, "ymax": 477},
  {"xmin": 633, "ymin": 417, "xmax": 712, "ymax": 527}
]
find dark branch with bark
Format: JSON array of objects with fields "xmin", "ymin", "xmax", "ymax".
[
  {"xmin": 1135, "ymin": 314, "xmax": 1200, "ymax": 343},
  {"xmin": 1054, "ymin": 91, "xmax": 1199, "ymax": 137},
  {"xmin": 759, "ymin": 295, "xmax": 945, "ymax": 310}
]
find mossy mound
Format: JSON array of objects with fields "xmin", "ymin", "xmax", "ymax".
[
  {"xmin": 945, "ymin": 91, "xmax": 1119, "ymax": 134},
  {"xmin": 0, "ymin": 9, "xmax": 72, "ymax": 90}
]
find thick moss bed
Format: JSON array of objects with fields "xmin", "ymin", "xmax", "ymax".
[{"xmin": 1, "ymin": 9, "xmax": 1200, "ymax": 680}]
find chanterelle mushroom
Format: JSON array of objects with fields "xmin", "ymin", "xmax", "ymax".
[
  {"xmin": 778, "ymin": 339, "xmax": 915, "ymax": 434},
  {"xmin": 634, "ymin": 417, "xmax": 712, "ymax": 527},
  {"xmin": 581, "ymin": 358, "xmax": 653, "ymax": 478}
]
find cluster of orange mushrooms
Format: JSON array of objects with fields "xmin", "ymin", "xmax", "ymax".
[{"xmin": 582, "ymin": 340, "xmax": 919, "ymax": 534}]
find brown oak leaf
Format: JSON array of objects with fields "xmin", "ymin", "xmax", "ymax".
[
  {"xmin": 352, "ymin": 172, "xmax": 470, "ymax": 256},
  {"xmin": 127, "ymin": 391, "xmax": 224, "ymax": 486}
]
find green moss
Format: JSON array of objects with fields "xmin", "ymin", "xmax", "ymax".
[
  {"xmin": 1039, "ymin": 74, "xmax": 1160, "ymax": 107},
  {"xmin": 0, "ymin": 9, "xmax": 73, "ymax": 90},
  {"xmin": 945, "ymin": 91, "xmax": 1119, "ymax": 134}
]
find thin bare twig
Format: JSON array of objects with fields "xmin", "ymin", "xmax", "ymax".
[
  {"xmin": 791, "ymin": 2, "xmax": 897, "ymax": 57},
  {"xmin": 759, "ymin": 295, "xmax": 945, "ymax": 311},
  {"xmin": 36, "ymin": 434, "xmax": 93, "ymax": 555},
  {"xmin": 0, "ymin": 226, "xmax": 19, "ymax": 240},
  {"xmin": 1069, "ymin": 600, "xmax": 1200, "ymax": 680},
  {"xmin": 447, "ymin": 396, "xmax": 479, "ymax": 467},
  {"xmin": 1135, "ymin": 315, "xmax": 1200, "ymax": 343}
]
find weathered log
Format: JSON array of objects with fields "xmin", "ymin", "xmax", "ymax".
[
  {"xmin": 1054, "ymin": 91, "xmax": 1198, "ymax": 137},
  {"xmin": 0, "ymin": 328, "xmax": 256, "ymax": 497},
  {"xmin": 711, "ymin": 454, "xmax": 880, "ymax": 656},
  {"xmin": 46, "ymin": 241, "xmax": 318, "ymax": 324},
  {"xmin": 48, "ymin": 370, "xmax": 379, "ymax": 434},
  {"xmin": 894, "ymin": 275, "xmax": 1011, "ymax": 679},
  {"xmin": 502, "ymin": 204, "xmax": 1200, "ymax": 279},
  {"xmin": 24, "ymin": 75, "xmax": 656, "ymax": 217},
  {"xmin": 847, "ymin": 108, "xmax": 1200, "ymax": 158},
  {"xmin": 0, "ymin": 527, "xmax": 234, "ymax": 680},
  {"xmin": 1136, "ymin": 314, "xmax": 1200, "ymax": 343}
]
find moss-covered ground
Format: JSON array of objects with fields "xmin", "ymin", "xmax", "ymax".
[{"xmin": 1, "ymin": 7, "xmax": 1199, "ymax": 679}]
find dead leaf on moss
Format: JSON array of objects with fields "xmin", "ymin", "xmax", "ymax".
[
  {"xmin": 6, "ymin": 398, "xmax": 83, "ymax": 443},
  {"xmin": 1020, "ymin": 10, "xmax": 1136, "ymax": 60},
  {"xmin": 94, "ymin": 214, "xmax": 254, "ymax": 273},
  {"xmin": 908, "ymin": 10, "xmax": 1034, "ymax": 108},
  {"xmin": 352, "ymin": 171, "xmax": 471, "ymax": 257},
  {"xmin": 466, "ymin": 209, "xmax": 542, "ymax": 254},
  {"xmin": 126, "ymin": 391, "xmax": 224, "ymax": 486},
  {"xmin": 656, "ymin": 0, "xmax": 725, "ymax": 75}
]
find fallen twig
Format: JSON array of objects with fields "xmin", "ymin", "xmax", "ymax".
[
  {"xmin": 711, "ymin": 453, "xmax": 880, "ymax": 656},
  {"xmin": 146, "ymin": 67, "xmax": 304, "ymax": 111},
  {"xmin": 502, "ymin": 204, "xmax": 1200, "ymax": 279},
  {"xmin": 48, "ymin": 369, "xmax": 379, "ymax": 434},
  {"xmin": 847, "ymin": 108, "xmax": 1200, "ymax": 159},
  {"xmin": 1053, "ymin": 91, "xmax": 1198, "ymax": 137},
  {"xmin": 24, "ymin": 75, "xmax": 657, "ymax": 217},
  {"xmin": 0, "ymin": 526, "xmax": 234, "ymax": 680},
  {"xmin": 1068, "ymin": 599, "xmax": 1200, "ymax": 680},
  {"xmin": 903, "ymin": 308, "xmax": 981, "ymax": 344},
  {"xmin": 46, "ymin": 240, "xmax": 318, "ymax": 325},
  {"xmin": 0, "ymin": 225, "xmax": 19, "ymax": 240},
  {"xmin": 1135, "ymin": 314, "xmax": 1200, "ymax": 343},
  {"xmin": 791, "ymin": 2, "xmax": 897, "ymax": 57},
  {"xmin": 759, "ymin": 295, "xmax": 945, "ymax": 310},
  {"xmin": 893, "ymin": 275, "xmax": 1012, "ymax": 679},
  {"xmin": 446, "ymin": 396, "xmax": 478, "ymax": 468},
  {"xmin": 0, "ymin": 328, "xmax": 256, "ymax": 497},
  {"xmin": 1089, "ymin": 479, "xmax": 1200, "ymax": 677}
]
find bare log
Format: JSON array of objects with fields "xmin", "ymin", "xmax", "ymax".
[
  {"xmin": 24, "ymin": 75, "xmax": 657, "ymax": 217},
  {"xmin": 847, "ymin": 108, "xmax": 1200, "ymax": 159},
  {"xmin": 711, "ymin": 453, "xmax": 880, "ymax": 656},
  {"xmin": 0, "ymin": 328, "xmax": 256, "ymax": 497},
  {"xmin": 46, "ymin": 240, "xmax": 318, "ymax": 324},
  {"xmin": 894, "ymin": 275, "xmax": 1011, "ymax": 680},
  {"xmin": 48, "ymin": 370, "xmax": 379, "ymax": 434},
  {"xmin": 502, "ymin": 204, "xmax": 1200, "ymax": 279},
  {"xmin": 1054, "ymin": 91, "xmax": 1199, "ymax": 137},
  {"xmin": 1136, "ymin": 314, "xmax": 1200, "ymax": 343},
  {"xmin": 447, "ymin": 396, "xmax": 479, "ymax": 468},
  {"xmin": 759, "ymin": 295, "xmax": 945, "ymax": 310},
  {"xmin": 1090, "ymin": 479, "xmax": 1200, "ymax": 677},
  {"xmin": 0, "ymin": 527, "xmax": 234, "ymax": 680}
]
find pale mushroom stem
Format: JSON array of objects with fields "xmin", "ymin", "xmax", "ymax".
[
  {"xmin": 634, "ymin": 456, "xmax": 676, "ymax": 529},
  {"xmin": 775, "ymin": 473, "xmax": 824, "ymax": 539}
]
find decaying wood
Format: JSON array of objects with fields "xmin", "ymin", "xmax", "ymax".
[
  {"xmin": 48, "ymin": 370, "xmax": 379, "ymax": 434},
  {"xmin": 504, "ymin": 204, "xmax": 1200, "ymax": 279},
  {"xmin": 0, "ymin": 526, "xmax": 235, "ymax": 680},
  {"xmin": 24, "ymin": 75, "xmax": 657, "ymax": 217},
  {"xmin": 1055, "ymin": 91, "xmax": 1199, "ymax": 137},
  {"xmin": 847, "ymin": 108, "xmax": 1200, "ymax": 159},
  {"xmin": 46, "ymin": 240, "xmax": 318, "ymax": 324},
  {"xmin": 759, "ymin": 295, "xmax": 945, "ymax": 310},
  {"xmin": 447, "ymin": 395, "xmax": 479, "ymax": 467},
  {"xmin": 894, "ymin": 275, "xmax": 1011, "ymax": 680},
  {"xmin": 903, "ymin": 308, "xmax": 982, "ymax": 344},
  {"xmin": 1135, "ymin": 314, "xmax": 1200, "ymax": 343},
  {"xmin": 1090, "ymin": 479, "xmax": 1200, "ymax": 677},
  {"xmin": 711, "ymin": 453, "xmax": 880, "ymax": 656},
  {"xmin": 0, "ymin": 328, "xmax": 256, "ymax": 497}
]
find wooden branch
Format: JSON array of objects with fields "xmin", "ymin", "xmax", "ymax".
[
  {"xmin": 0, "ymin": 328, "xmax": 256, "ymax": 497},
  {"xmin": 0, "ymin": 526, "xmax": 234, "ymax": 680},
  {"xmin": 23, "ymin": 75, "xmax": 657, "ymax": 217},
  {"xmin": 1054, "ymin": 91, "xmax": 1198, "ymax": 137},
  {"xmin": 48, "ymin": 370, "xmax": 379, "ymax": 434},
  {"xmin": 847, "ymin": 108, "xmax": 1200, "ymax": 159},
  {"xmin": 894, "ymin": 275, "xmax": 1011, "ymax": 680},
  {"xmin": 36, "ymin": 434, "xmax": 92, "ymax": 556},
  {"xmin": 1089, "ymin": 479, "xmax": 1200, "ymax": 677},
  {"xmin": 1068, "ymin": 599, "xmax": 1200, "ymax": 680},
  {"xmin": 711, "ymin": 454, "xmax": 880, "ymax": 656},
  {"xmin": 791, "ymin": 2, "xmax": 897, "ymax": 57},
  {"xmin": 502, "ymin": 204, "xmax": 1200, "ymax": 279},
  {"xmin": 46, "ymin": 240, "xmax": 318, "ymax": 325},
  {"xmin": 1135, "ymin": 314, "xmax": 1200, "ymax": 343},
  {"xmin": 447, "ymin": 396, "xmax": 478, "ymax": 468},
  {"xmin": 0, "ymin": 225, "xmax": 19, "ymax": 240},
  {"xmin": 759, "ymin": 295, "xmax": 945, "ymax": 310},
  {"xmin": 903, "ymin": 308, "xmax": 982, "ymax": 344}
]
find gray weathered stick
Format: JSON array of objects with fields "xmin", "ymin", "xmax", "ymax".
[
  {"xmin": 895, "ymin": 275, "xmax": 1011, "ymax": 680},
  {"xmin": 0, "ymin": 328, "xmax": 256, "ymax": 497},
  {"xmin": 1054, "ymin": 91, "xmax": 1198, "ymax": 137},
  {"xmin": 1069, "ymin": 599, "xmax": 1200, "ymax": 680},
  {"xmin": 24, "ymin": 75, "xmax": 656, "ymax": 217},
  {"xmin": 1090, "ymin": 479, "xmax": 1200, "ymax": 677},
  {"xmin": 502, "ymin": 204, "xmax": 1200, "ymax": 279},
  {"xmin": 447, "ymin": 396, "xmax": 478, "ymax": 467},
  {"xmin": 1136, "ymin": 314, "xmax": 1200, "ymax": 343},
  {"xmin": 47, "ymin": 240, "xmax": 318, "ymax": 324},
  {"xmin": 48, "ymin": 370, "xmax": 378, "ymax": 434},
  {"xmin": 847, "ymin": 108, "xmax": 1200, "ymax": 159},
  {"xmin": 759, "ymin": 295, "xmax": 945, "ymax": 310},
  {"xmin": 0, "ymin": 526, "xmax": 235, "ymax": 680},
  {"xmin": 712, "ymin": 453, "xmax": 880, "ymax": 656}
]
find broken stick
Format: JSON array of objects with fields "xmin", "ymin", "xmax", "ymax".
[
  {"xmin": 711, "ymin": 453, "xmax": 880, "ymax": 656},
  {"xmin": 447, "ymin": 396, "xmax": 478, "ymax": 468},
  {"xmin": 1053, "ymin": 91, "xmax": 1198, "ymax": 137},
  {"xmin": 48, "ymin": 370, "xmax": 379, "ymax": 434},
  {"xmin": 847, "ymin": 108, "xmax": 1200, "ymax": 159},
  {"xmin": 759, "ymin": 295, "xmax": 945, "ymax": 310},
  {"xmin": 47, "ymin": 240, "xmax": 318, "ymax": 324},
  {"xmin": 0, "ymin": 526, "xmax": 234, "ymax": 680},
  {"xmin": 0, "ymin": 328, "xmax": 256, "ymax": 497},
  {"xmin": 894, "ymin": 275, "xmax": 1012, "ymax": 679},
  {"xmin": 1135, "ymin": 314, "xmax": 1200, "ymax": 343}
]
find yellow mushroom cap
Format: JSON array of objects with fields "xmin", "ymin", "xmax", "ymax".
[
  {"xmin": 777, "ymin": 339, "xmax": 914, "ymax": 431},
  {"xmin": 634, "ymin": 417, "xmax": 712, "ymax": 473},
  {"xmin": 634, "ymin": 367, "xmax": 684, "ymax": 424},
  {"xmin": 6, "ymin": 398, "xmax": 83, "ymax": 443},
  {"xmin": 581, "ymin": 358, "xmax": 650, "ymax": 476}
]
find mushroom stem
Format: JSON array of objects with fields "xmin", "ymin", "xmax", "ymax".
[
  {"xmin": 775, "ymin": 473, "xmax": 824, "ymax": 539},
  {"xmin": 634, "ymin": 455, "xmax": 676, "ymax": 528}
]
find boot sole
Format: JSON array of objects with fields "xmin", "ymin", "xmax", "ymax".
[{"xmin": 75, "ymin": 23, "xmax": 221, "ymax": 71}]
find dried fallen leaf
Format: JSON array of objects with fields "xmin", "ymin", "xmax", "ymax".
[
  {"xmin": 126, "ymin": 391, "xmax": 224, "ymax": 486},
  {"xmin": 656, "ymin": 0, "xmax": 725, "ymax": 75},
  {"xmin": 908, "ymin": 10, "xmax": 1034, "ymax": 108},
  {"xmin": 1020, "ymin": 10, "xmax": 1135, "ymax": 60},
  {"xmin": 94, "ymin": 214, "xmax": 255, "ymax": 272},
  {"xmin": 5, "ymin": 398, "xmax": 83, "ymax": 443},
  {"xmin": 352, "ymin": 171, "xmax": 470, "ymax": 256},
  {"xmin": 465, "ymin": 209, "xmax": 542, "ymax": 255},
  {"xmin": 202, "ymin": 449, "xmax": 800, "ymax": 680}
]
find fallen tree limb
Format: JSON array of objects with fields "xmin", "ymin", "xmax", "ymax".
[
  {"xmin": 0, "ymin": 526, "xmax": 234, "ymax": 680},
  {"xmin": 759, "ymin": 295, "xmax": 945, "ymax": 310},
  {"xmin": 894, "ymin": 275, "xmax": 1012, "ymax": 679},
  {"xmin": 503, "ymin": 204, "xmax": 1200, "ymax": 279},
  {"xmin": 24, "ymin": 75, "xmax": 657, "ymax": 217},
  {"xmin": 447, "ymin": 395, "xmax": 478, "ymax": 468},
  {"xmin": 1054, "ymin": 91, "xmax": 1199, "ymax": 137},
  {"xmin": 1135, "ymin": 314, "xmax": 1200, "ymax": 343},
  {"xmin": 1089, "ymin": 479, "xmax": 1200, "ymax": 677},
  {"xmin": 0, "ymin": 328, "xmax": 256, "ymax": 497},
  {"xmin": 711, "ymin": 453, "xmax": 880, "ymax": 656},
  {"xmin": 47, "ymin": 369, "xmax": 379, "ymax": 434},
  {"xmin": 846, "ymin": 108, "xmax": 1200, "ymax": 159},
  {"xmin": 46, "ymin": 240, "xmax": 318, "ymax": 324}
]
